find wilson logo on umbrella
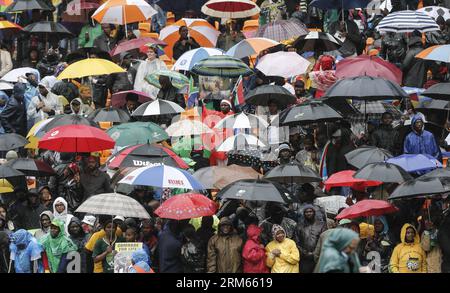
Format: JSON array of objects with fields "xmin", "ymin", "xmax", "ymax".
[{"xmin": 132, "ymin": 161, "xmax": 164, "ymax": 167}]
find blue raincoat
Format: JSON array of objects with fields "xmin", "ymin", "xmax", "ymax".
[
  {"xmin": 9, "ymin": 229, "xmax": 43, "ymax": 273},
  {"xmin": 403, "ymin": 114, "xmax": 441, "ymax": 160},
  {"xmin": 129, "ymin": 248, "xmax": 151, "ymax": 273}
]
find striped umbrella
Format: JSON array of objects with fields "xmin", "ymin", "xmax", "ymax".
[
  {"xmin": 226, "ymin": 37, "xmax": 280, "ymax": 59},
  {"xmin": 293, "ymin": 31, "xmax": 341, "ymax": 53},
  {"xmin": 416, "ymin": 45, "xmax": 450, "ymax": 63},
  {"xmin": 92, "ymin": 0, "xmax": 157, "ymax": 25},
  {"xmin": 75, "ymin": 193, "xmax": 151, "ymax": 218},
  {"xmin": 217, "ymin": 133, "xmax": 266, "ymax": 152},
  {"xmin": 255, "ymin": 19, "xmax": 308, "ymax": 42},
  {"xmin": 191, "ymin": 55, "xmax": 253, "ymax": 77},
  {"xmin": 160, "ymin": 18, "xmax": 220, "ymax": 59},
  {"xmin": 145, "ymin": 69, "xmax": 189, "ymax": 89},
  {"xmin": 201, "ymin": 0, "xmax": 260, "ymax": 19},
  {"xmin": 172, "ymin": 47, "xmax": 224, "ymax": 71},
  {"xmin": 376, "ymin": 10, "xmax": 440, "ymax": 33},
  {"xmin": 118, "ymin": 165, "xmax": 204, "ymax": 190},
  {"xmin": 131, "ymin": 99, "xmax": 185, "ymax": 117}
]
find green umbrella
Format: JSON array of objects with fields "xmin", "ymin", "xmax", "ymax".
[
  {"xmin": 145, "ymin": 70, "xmax": 189, "ymax": 89},
  {"xmin": 191, "ymin": 55, "xmax": 253, "ymax": 77},
  {"xmin": 172, "ymin": 136, "xmax": 211, "ymax": 159},
  {"xmin": 106, "ymin": 122, "xmax": 169, "ymax": 148}
]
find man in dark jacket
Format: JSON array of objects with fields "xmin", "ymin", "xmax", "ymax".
[
  {"xmin": 329, "ymin": 18, "xmax": 363, "ymax": 56},
  {"xmin": 326, "ymin": 127, "xmax": 355, "ymax": 177},
  {"xmin": 157, "ymin": 75, "xmax": 186, "ymax": 108},
  {"xmin": 157, "ymin": 220, "xmax": 183, "ymax": 273},
  {"xmin": 93, "ymin": 24, "xmax": 117, "ymax": 52},
  {"xmin": 107, "ymin": 52, "xmax": 137, "ymax": 94},
  {"xmin": 370, "ymin": 112, "xmax": 400, "ymax": 155},
  {"xmin": 438, "ymin": 200, "xmax": 450, "ymax": 273},
  {"xmin": 380, "ymin": 32, "xmax": 406, "ymax": 66},
  {"xmin": 172, "ymin": 26, "xmax": 200, "ymax": 60},
  {"xmin": 0, "ymin": 83, "xmax": 27, "ymax": 136},
  {"xmin": 52, "ymin": 80, "xmax": 79, "ymax": 102},
  {"xmin": 15, "ymin": 191, "xmax": 48, "ymax": 230},
  {"xmin": 79, "ymin": 156, "xmax": 112, "ymax": 199},
  {"xmin": 401, "ymin": 31, "xmax": 423, "ymax": 76}
]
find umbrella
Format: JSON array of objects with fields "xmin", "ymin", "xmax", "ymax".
[
  {"xmin": 389, "ymin": 177, "xmax": 449, "ymax": 200},
  {"xmin": 216, "ymin": 133, "xmax": 265, "ymax": 152},
  {"xmin": 61, "ymin": 0, "xmax": 100, "ymax": 23},
  {"xmin": 0, "ymin": 179, "xmax": 13, "ymax": 194},
  {"xmin": 160, "ymin": 18, "xmax": 220, "ymax": 59},
  {"xmin": 193, "ymin": 164, "xmax": 261, "ymax": 189},
  {"xmin": 0, "ymin": 133, "xmax": 29, "ymax": 151},
  {"xmin": 110, "ymin": 90, "xmax": 154, "ymax": 108},
  {"xmin": 264, "ymin": 162, "xmax": 322, "ymax": 184},
  {"xmin": 0, "ymin": 165, "xmax": 25, "ymax": 179},
  {"xmin": 131, "ymin": 99, "xmax": 185, "ymax": 117},
  {"xmin": 172, "ymin": 47, "xmax": 224, "ymax": 71},
  {"xmin": 110, "ymin": 37, "xmax": 167, "ymax": 56},
  {"xmin": 314, "ymin": 195, "xmax": 349, "ymax": 216},
  {"xmin": 75, "ymin": 192, "xmax": 150, "ymax": 219},
  {"xmin": 38, "ymin": 114, "xmax": 98, "ymax": 135},
  {"xmin": 293, "ymin": 31, "xmax": 341, "ymax": 53},
  {"xmin": 386, "ymin": 154, "xmax": 442, "ymax": 173},
  {"xmin": 353, "ymin": 162, "xmax": 413, "ymax": 183},
  {"xmin": 0, "ymin": 81, "xmax": 13, "ymax": 90},
  {"xmin": 106, "ymin": 122, "xmax": 169, "ymax": 147},
  {"xmin": 191, "ymin": 55, "xmax": 253, "ymax": 77},
  {"xmin": 5, "ymin": 158, "xmax": 55, "ymax": 177},
  {"xmin": 310, "ymin": 0, "xmax": 370, "ymax": 9},
  {"xmin": 323, "ymin": 76, "xmax": 409, "ymax": 101},
  {"xmin": 216, "ymin": 179, "xmax": 293, "ymax": 203},
  {"xmin": 201, "ymin": 0, "xmax": 260, "ymax": 18},
  {"xmin": 107, "ymin": 143, "xmax": 189, "ymax": 169},
  {"xmin": 118, "ymin": 165, "xmax": 204, "ymax": 190},
  {"xmin": 0, "ymin": 67, "xmax": 40, "ymax": 83},
  {"xmin": 155, "ymin": 193, "xmax": 217, "ymax": 220},
  {"xmin": 420, "ymin": 167, "xmax": 450, "ymax": 179},
  {"xmin": 5, "ymin": 0, "xmax": 52, "ymax": 12},
  {"xmin": 38, "ymin": 124, "xmax": 115, "ymax": 152},
  {"xmin": 25, "ymin": 118, "xmax": 54, "ymax": 149},
  {"xmin": 416, "ymin": 99, "xmax": 450, "ymax": 113},
  {"xmin": 57, "ymin": 58, "xmax": 125, "ymax": 79},
  {"xmin": 255, "ymin": 19, "xmax": 308, "ymax": 42},
  {"xmin": 23, "ymin": 21, "xmax": 73, "ymax": 37},
  {"xmin": 278, "ymin": 100, "xmax": 343, "ymax": 126},
  {"xmin": 345, "ymin": 146, "xmax": 393, "ymax": 169},
  {"xmin": 335, "ymin": 199, "xmax": 398, "ymax": 220},
  {"xmin": 0, "ymin": 20, "xmax": 24, "ymax": 39},
  {"xmin": 376, "ymin": 10, "xmax": 440, "ymax": 33},
  {"xmin": 87, "ymin": 107, "xmax": 131, "ymax": 123},
  {"xmin": 352, "ymin": 101, "xmax": 402, "ymax": 116},
  {"xmin": 416, "ymin": 45, "xmax": 450, "ymax": 63},
  {"xmin": 215, "ymin": 112, "xmax": 269, "ymax": 129},
  {"xmin": 255, "ymin": 51, "xmax": 311, "ymax": 78},
  {"xmin": 417, "ymin": 6, "xmax": 450, "ymax": 21},
  {"xmin": 245, "ymin": 84, "xmax": 296, "ymax": 107},
  {"xmin": 92, "ymin": 0, "xmax": 157, "ymax": 28},
  {"xmin": 166, "ymin": 120, "xmax": 214, "ymax": 137},
  {"xmin": 145, "ymin": 70, "xmax": 189, "ymax": 89},
  {"xmin": 226, "ymin": 38, "xmax": 280, "ymax": 59},
  {"xmin": 324, "ymin": 170, "xmax": 382, "ymax": 192},
  {"xmin": 422, "ymin": 82, "xmax": 450, "ymax": 100},
  {"xmin": 336, "ymin": 55, "xmax": 403, "ymax": 84}
]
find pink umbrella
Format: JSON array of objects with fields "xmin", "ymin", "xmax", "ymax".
[
  {"xmin": 336, "ymin": 199, "xmax": 399, "ymax": 220},
  {"xmin": 336, "ymin": 55, "xmax": 403, "ymax": 84},
  {"xmin": 109, "ymin": 37, "xmax": 167, "ymax": 56},
  {"xmin": 110, "ymin": 90, "xmax": 154, "ymax": 108}
]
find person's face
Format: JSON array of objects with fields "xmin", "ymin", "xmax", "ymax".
[
  {"xmin": 374, "ymin": 220, "xmax": 384, "ymax": 234},
  {"xmin": 294, "ymin": 82, "xmax": 305, "ymax": 96},
  {"xmin": 343, "ymin": 238, "xmax": 359, "ymax": 255},
  {"xmin": 275, "ymin": 230, "xmax": 285, "ymax": 242},
  {"xmin": 38, "ymin": 85, "xmax": 48, "ymax": 96},
  {"xmin": 41, "ymin": 215, "xmax": 51, "ymax": 229},
  {"xmin": 29, "ymin": 195, "xmax": 39, "ymax": 205},
  {"xmin": 69, "ymin": 222, "xmax": 81, "ymax": 236},
  {"xmin": 146, "ymin": 49, "xmax": 157, "ymax": 61},
  {"xmin": 102, "ymin": 24, "xmax": 111, "ymax": 35},
  {"xmin": 125, "ymin": 229, "xmax": 137, "ymax": 242},
  {"xmin": 0, "ymin": 207, "xmax": 6, "ymax": 219},
  {"xmin": 303, "ymin": 138, "xmax": 314, "ymax": 151},
  {"xmin": 220, "ymin": 224, "xmax": 232, "ymax": 235},
  {"xmin": 122, "ymin": 55, "xmax": 132, "ymax": 66},
  {"xmin": 104, "ymin": 222, "xmax": 116, "ymax": 239},
  {"xmin": 87, "ymin": 158, "xmax": 97, "ymax": 171},
  {"xmin": 280, "ymin": 149, "xmax": 291, "ymax": 160},
  {"xmin": 55, "ymin": 202, "xmax": 65, "ymax": 213},
  {"xmin": 126, "ymin": 100, "xmax": 138, "ymax": 111},
  {"xmin": 381, "ymin": 114, "xmax": 393, "ymax": 126},
  {"xmin": 180, "ymin": 27, "xmax": 189, "ymax": 39},
  {"xmin": 82, "ymin": 223, "xmax": 93, "ymax": 233},
  {"xmin": 220, "ymin": 103, "xmax": 231, "ymax": 113},
  {"xmin": 30, "ymin": 50, "xmax": 38, "ymax": 60},
  {"xmin": 142, "ymin": 223, "xmax": 153, "ymax": 235},
  {"xmin": 50, "ymin": 225, "xmax": 60, "ymax": 238},
  {"xmin": 349, "ymin": 223, "xmax": 360, "ymax": 234},
  {"xmin": 268, "ymin": 103, "xmax": 278, "ymax": 115},
  {"xmin": 72, "ymin": 102, "xmax": 81, "ymax": 113},
  {"xmin": 414, "ymin": 120, "xmax": 423, "ymax": 133},
  {"xmin": 304, "ymin": 208, "xmax": 315, "ymax": 221},
  {"xmin": 405, "ymin": 227, "xmax": 416, "ymax": 243}
]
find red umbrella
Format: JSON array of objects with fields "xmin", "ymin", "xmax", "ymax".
[
  {"xmin": 109, "ymin": 37, "xmax": 167, "ymax": 56},
  {"xmin": 324, "ymin": 170, "xmax": 382, "ymax": 192},
  {"xmin": 155, "ymin": 193, "xmax": 217, "ymax": 220},
  {"xmin": 336, "ymin": 199, "xmax": 399, "ymax": 220},
  {"xmin": 336, "ymin": 55, "xmax": 403, "ymax": 84},
  {"xmin": 110, "ymin": 90, "xmax": 154, "ymax": 108},
  {"xmin": 38, "ymin": 124, "xmax": 115, "ymax": 152}
]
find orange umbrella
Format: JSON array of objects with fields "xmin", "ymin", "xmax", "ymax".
[
  {"xmin": 92, "ymin": 0, "xmax": 157, "ymax": 26},
  {"xmin": 0, "ymin": 20, "xmax": 23, "ymax": 30}
]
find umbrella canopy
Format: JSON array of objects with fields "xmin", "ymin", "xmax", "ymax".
[
  {"xmin": 145, "ymin": 69, "xmax": 189, "ymax": 89},
  {"xmin": 0, "ymin": 67, "xmax": 40, "ymax": 83},
  {"xmin": 38, "ymin": 124, "xmax": 115, "ymax": 152},
  {"xmin": 193, "ymin": 164, "xmax": 261, "ymax": 189},
  {"xmin": 389, "ymin": 177, "xmax": 449, "ymax": 200},
  {"xmin": 23, "ymin": 21, "xmax": 72, "ymax": 37},
  {"xmin": 92, "ymin": 0, "xmax": 157, "ymax": 25},
  {"xmin": 57, "ymin": 58, "xmax": 125, "ymax": 79},
  {"xmin": 166, "ymin": 120, "xmax": 214, "ymax": 137},
  {"xmin": 345, "ymin": 146, "xmax": 393, "ymax": 169},
  {"xmin": 314, "ymin": 195, "xmax": 349, "ymax": 216},
  {"xmin": 216, "ymin": 133, "xmax": 265, "ymax": 152},
  {"xmin": 278, "ymin": 101, "xmax": 343, "ymax": 126},
  {"xmin": 264, "ymin": 162, "xmax": 322, "ymax": 184},
  {"xmin": 245, "ymin": 84, "xmax": 296, "ymax": 107},
  {"xmin": 226, "ymin": 38, "xmax": 279, "ymax": 59},
  {"xmin": 422, "ymin": 82, "xmax": 450, "ymax": 100},
  {"xmin": 336, "ymin": 55, "xmax": 402, "ymax": 84},
  {"xmin": 387, "ymin": 154, "xmax": 442, "ymax": 173},
  {"xmin": 118, "ymin": 165, "xmax": 204, "ymax": 190},
  {"xmin": 109, "ymin": 37, "xmax": 166, "ymax": 56},
  {"xmin": 376, "ymin": 10, "xmax": 440, "ymax": 33},
  {"xmin": 256, "ymin": 51, "xmax": 311, "ymax": 78},
  {"xmin": 107, "ymin": 143, "xmax": 189, "ymax": 169},
  {"xmin": 155, "ymin": 193, "xmax": 217, "ymax": 220},
  {"xmin": 38, "ymin": 114, "xmax": 98, "ymax": 135},
  {"xmin": 353, "ymin": 162, "xmax": 413, "ymax": 183},
  {"xmin": 191, "ymin": 55, "xmax": 253, "ymax": 77},
  {"xmin": 5, "ymin": 158, "xmax": 55, "ymax": 177},
  {"xmin": 110, "ymin": 90, "xmax": 154, "ymax": 108},
  {"xmin": 293, "ymin": 31, "xmax": 341, "ymax": 53},
  {"xmin": 201, "ymin": 0, "xmax": 260, "ymax": 18},
  {"xmin": 75, "ymin": 192, "xmax": 150, "ymax": 219},
  {"xmin": 323, "ymin": 76, "xmax": 409, "ymax": 101},
  {"xmin": 420, "ymin": 167, "xmax": 450, "ymax": 179},
  {"xmin": 172, "ymin": 47, "xmax": 224, "ymax": 71},
  {"xmin": 310, "ymin": 0, "xmax": 370, "ymax": 9},
  {"xmin": 5, "ymin": 0, "xmax": 52, "ymax": 12},
  {"xmin": 0, "ymin": 165, "xmax": 25, "ymax": 179},
  {"xmin": 215, "ymin": 112, "xmax": 269, "ymax": 129},
  {"xmin": 0, "ymin": 133, "xmax": 29, "ymax": 151},
  {"xmin": 415, "ymin": 45, "xmax": 450, "ymax": 63},
  {"xmin": 416, "ymin": 99, "xmax": 450, "ymax": 113},
  {"xmin": 0, "ymin": 179, "xmax": 13, "ymax": 194},
  {"xmin": 216, "ymin": 179, "xmax": 293, "ymax": 203},
  {"xmin": 352, "ymin": 101, "xmax": 402, "ymax": 116},
  {"xmin": 87, "ymin": 107, "xmax": 131, "ymax": 123},
  {"xmin": 255, "ymin": 19, "xmax": 308, "ymax": 42},
  {"xmin": 106, "ymin": 122, "xmax": 169, "ymax": 147},
  {"xmin": 418, "ymin": 6, "xmax": 450, "ymax": 20},
  {"xmin": 0, "ymin": 20, "xmax": 24, "ymax": 38},
  {"xmin": 0, "ymin": 81, "xmax": 13, "ymax": 91},
  {"xmin": 324, "ymin": 170, "xmax": 382, "ymax": 192},
  {"xmin": 131, "ymin": 99, "xmax": 185, "ymax": 117},
  {"xmin": 336, "ymin": 199, "xmax": 398, "ymax": 220}
]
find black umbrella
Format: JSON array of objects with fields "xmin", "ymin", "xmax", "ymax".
[
  {"xmin": 23, "ymin": 21, "xmax": 73, "ymax": 37},
  {"xmin": 0, "ymin": 165, "xmax": 25, "ymax": 179},
  {"xmin": 321, "ymin": 97, "xmax": 360, "ymax": 116},
  {"xmin": 5, "ymin": 0, "xmax": 52, "ymax": 12},
  {"xmin": 245, "ymin": 84, "xmax": 296, "ymax": 107},
  {"xmin": 353, "ymin": 162, "xmax": 413, "ymax": 183},
  {"xmin": 345, "ymin": 147, "xmax": 393, "ymax": 169},
  {"xmin": 88, "ymin": 107, "xmax": 131, "ymax": 123},
  {"xmin": 422, "ymin": 82, "xmax": 450, "ymax": 100},
  {"xmin": 293, "ymin": 31, "xmax": 341, "ymax": 53},
  {"xmin": 389, "ymin": 177, "xmax": 449, "ymax": 200},
  {"xmin": 420, "ymin": 167, "xmax": 450, "ymax": 179},
  {"xmin": 216, "ymin": 179, "xmax": 293, "ymax": 203},
  {"xmin": 277, "ymin": 101, "xmax": 343, "ymax": 126},
  {"xmin": 5, "ymin": 158, "xmax": 55, "ymax": 177},
  {"xmin": 39, "ymin": 114, "xmax": 98, "ymax": 134},
  {"xmin": 264, "ymin": 162, "xmax": 322, "ymax": 184},
  {"xmin": 0, "ymin": 133, "xmax": 29, "ymax": 151}
]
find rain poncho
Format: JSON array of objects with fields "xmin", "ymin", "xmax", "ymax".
[
  {"xmin": 129, "ymin": 248, "xmax": 152, "ymax": 273},
  {"xmin": 39, "ymin": 219, "xmax": 78, "ymax": 273},
  {"xmin": 27, "ymin": 76, "xmax": 63, "ymax": 124},
  {"xmin": 403, "ymin": 114, "xmax": 441, "ymax": 160},
  {"xmin": 265, "ymin": 225, "xmax": 300, "ymax": 273},
  {"xmin": 9, "ymin": 229, "xmax": 43, "ymax": 273},
  {"xmin": 52, "ymin": 197, "xmax": 71, "ymax": 224},
  {"xmin": 242, "ymin": 224, "xmax": 269, "ymax": 273}
]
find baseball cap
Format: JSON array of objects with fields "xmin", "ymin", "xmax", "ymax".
[
  {"xmin": 82, "ymin": 215, "xmax": 96, "ymax": 227},
  {"xmin": 113, "ymin": 215, "xmax": 125, "ymax": 222}
]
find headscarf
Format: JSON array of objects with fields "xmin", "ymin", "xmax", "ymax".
[
  {"xmin": 271, "ymin": 224, "xmax": 286, "ymax": 239},
  {"xmin": 39, "ymin": 219, "xmax": 77, "ymax": 273},
  {"xmin": 39, "ymin": 211, "xmax": 54, "ymax": 233},
  {"xmin": 324, "ymin": 227, "xmax": 359, "ymax": 252},
  {"xmin": 38, "ymin": 76, "xmax": 58, "ymax": 92},
  {"xmin": 373, "ymin": 216, "xmax": 389, "ymax": 236},
  {"xmin": 52, "ymin": 197, "xmax": 69, "ymax": 224}
]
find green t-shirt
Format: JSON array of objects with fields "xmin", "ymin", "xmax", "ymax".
[{"xmin": 92, "ymin": 236, "xmax": 125, "ymax": 273}]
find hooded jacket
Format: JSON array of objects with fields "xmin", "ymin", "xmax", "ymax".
[
  {"xmin": 9, "ymin": 229, "xmax": 43, "ymax": 273},
  {"xmin": 389, "ymin": 223, "xmax": 427, "ymax": 273},
  {"xmin": 404, "ymin": 114, "xmax": 441, "ymax": 160},
  {"xmin": 34, "ymin": 211, "xmax": 54, "ymax": 240},
  {"xmin": 370, "ymin": 123, "xmax": 400, "ymax": 155},
  {"xmin": 129, "ymin": 248, "xmax": 152, "ymax": 273},
  {"xmin": 69, "ymin": 97, "xmax": 90, "ymax": 116},
  {"xmin": 0, "ymin": 84, "xmax": 27, "ymax": 136},
  {"xmin": 401, "ymin": 36, "xmax": 423, "ymax": 74},
  {"xmin": 242, "ymin": 224, "xmax": 269, "ymax": 273},
  {"xmin": 27, "ymin": 76, "xmax": 62, "ymax": 124},
  {"xmin": 207, "ymin": 217, "xmax": 243, "ymax": 273},
  {"xmin": 157, "ymin": 223, "xmax": 184, "ymax": 273},
  {"xmin": 52, "ymin": 197, "xmax": 71, "ymax": 224},
  {"xmin": 362, "ymin": 216, "xmax": 392, "ymax": 273},
  {"xmin": 265, "ymin": 225, "xmax": 300, "ymax": 273}
]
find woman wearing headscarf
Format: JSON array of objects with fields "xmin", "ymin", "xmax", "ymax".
[
  {"xmin": 242, "ymin": 224, "xmax": 269, "ymax": 273},
  {"xmin": 34, "ymin": 211, "xmax": 54, "ymax": 240},
  {"xmin": 27, "ymin": 75, "xmax": 62, "ymax": 125},
  {"xmin": 39, "ymin": 219, "xmax": 78, "ymax": 273},
  {"xmin": 265, "ymin": 224, "xmax": 300, "ymax": 273},
  {"xmin": 134, "ymin": 44, "xmax": 167, "ymax": 98},
  {"xmin": 52, "ymin": 197, "xmax": 71, "ymax": 224},
  {"xmin": 9, "ymin": 229, "xmax": 43, "ymax": 273}
]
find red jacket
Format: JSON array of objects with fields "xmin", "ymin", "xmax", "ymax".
[{"xmin": 242, "ymin": 225, "xmax": 269, "ymax": 273}]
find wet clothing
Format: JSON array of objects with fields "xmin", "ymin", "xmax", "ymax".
[
  {"xmin": 9, "ymin": 229, "xmax": 43, "ymax": 273},
  {"xmin": 242, "ymin": 224, "xmax": 269, "ymax": 273},
  {"xmin": 265, "ymin": 236, "xmax": 300, "ymax": 273},
  {"xmin": 404, "ymin": 114, "xmax": 441, "ymax": 160},
  {"xmin": 157, "ymin": 226, "xmax": 183, "ymax": 273},
  {"xmin": 389, "ymin": 224, "xmax": 427, "ymax": 273}
]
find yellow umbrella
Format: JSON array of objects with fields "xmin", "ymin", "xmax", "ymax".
[
  {"xmin": 57, "ymin": 58, "xmax": 125, "ymax": 80},
  {"xmin": 0, "ymin": 179, "xmax": 13, "ymax": 193},
  {"xmin": 25, "ymin": 118, "xmax": 53, "ymax": 149}
]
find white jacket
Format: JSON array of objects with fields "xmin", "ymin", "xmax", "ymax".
[
  {"xmin": 0, "ymin": 50, "xmax": 13, "ymax": 78},
  {"xmin": 27, "ymin": 92, "xmax": 63, "ymax": 124}
]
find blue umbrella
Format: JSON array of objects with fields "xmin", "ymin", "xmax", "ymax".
[
  {"xmin": 310, "ymin": 0, "xmax": 370, "ymax": 10},
  {"xmin": 386, "ymin": 154, "xmax": 442, "ymax": 173}
]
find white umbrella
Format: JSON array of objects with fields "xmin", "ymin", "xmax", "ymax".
[
  {"xmin": 215, "ymin": 112, "xmax": 269, "ymax": 129},
  {"xmin": 217, "ymin": 133, "xmax": 266, "ymax": 152},
  {"xmin": 1, "ymin": 67, "xmax": 40, "ymax": 83},
  {"xmin": 201, "ymin": 0, "xmax": 260, "ymax": 19},
  {"xmin": 314, "ymin": 195, "xmax": 349, "ymax": 216},
  {"xmin": 256, "ymin": 51, "xmax": 311, "ymax": 78},
  {"xmin": 131, "ymin": 99, "xmax": 185, "ymax": 116},
  {"xmin": 172, "ymin": 47, "xmax": 224, "ymax": 71},
  {"xmin": 166, "ymin": 119, "xmax": 214, "ymax": 137},
  {"xmin": 418, "ymin": 6, "xmax": 450, "ymax": 21},
  {"xmin": 0, "ymin": 81, "xmax": 13, "ymax": 91}
]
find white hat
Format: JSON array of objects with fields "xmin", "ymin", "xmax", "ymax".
[
  {"xmin": 82, "ymin": 215, "xmax": 96, "ymax": 227},
  {"xmin": 113, "ymin": 215, "xmax": 125, "ymax": 222}
]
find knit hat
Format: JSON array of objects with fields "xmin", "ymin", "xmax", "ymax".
[
  {"xmin": 271, "ymin": 224, "xmax": 286, "ymax": 238},
  {"xmin": 220, "ymin": 99, "xmax": 232, "ymax": 107}
]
